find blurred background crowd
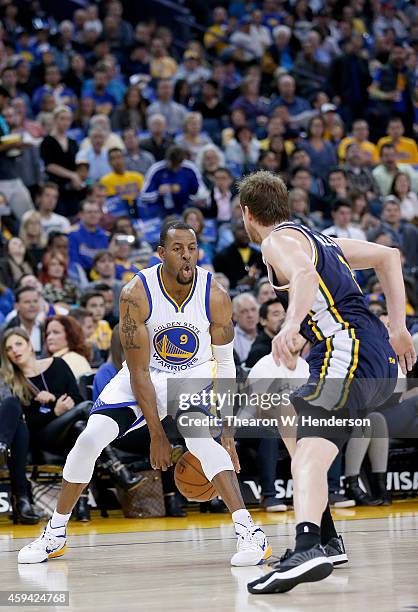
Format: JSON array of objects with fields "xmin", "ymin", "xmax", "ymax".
[{"xmin": 0, "ymin": 0, "xmax": 417, "ymax": 525}]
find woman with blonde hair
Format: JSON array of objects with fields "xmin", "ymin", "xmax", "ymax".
[
  {"xmin": 19, "ymin": 210, "xmax": 47, "ymax": 266},
  {"xmin": 0, "ymin": 237, "xmax": 35, "ymax": 288},
  {"xmin": 175, "ymin": 112, "xmax": 213, "ymax": 161},
  {"xmin": 1, "ymin": 328, "xmax": 140, "ymax": 520},
  {"xmin": 40, "ymin": 105, "xmax": 80, "ymax": 217}
]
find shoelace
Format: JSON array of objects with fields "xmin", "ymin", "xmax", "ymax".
[
  {"xmin": 236, "ymin": 528, "xmax": 264, "ymax": 551},
  {"xmin": 29, "ymin": 525, "xmax": 64, "ymax": 550}
]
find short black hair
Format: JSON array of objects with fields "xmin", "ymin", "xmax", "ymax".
[
  {"xmin": 15, "ymin": 286, "xmax": 40, "ymax": 301},
  {"xmin": 291, "ymin": 165, "xmax": 311, "ymax": 179},
  {"xmin": 0, "ymin": 85, "xmax": 11, "ymax": 99},
  {"xmin": 214, "ymin": 166, "xmax": 233, "ymax": 177},
  {"xmin": 70, "ymin": 307, "xmax": 92, "ymax": 324},
  {"xmin": 1, "ymin": 65, "xmax": 15, "ymax": 75},
  {"xmin": 259, "ymin": 298, "xmax": 281, "ymax": 320},
  {"xmin": 159, "ymin": 221, "xmax": 195, "ymax": 247},
  {"xmin": 94, "ymin": 282, "xmax": 113, "ymax": 293},
  {"xmin": 290, "ymin": 146, "xmax": 309, "ymax": 158},
  {"xmin": 108, "ymin": 147, "xmax": 124, "ymax": 160},
  {"xmin": 80, "ymin": 291, "xmax": 105, "ymax": 307},
  {"xmin": 381, "ymin": 143, "xmax": 395, "ymax": 153},
  {"xmin": 328, "ymin": 167, "xmax": 346, "ymax": 179},
  {"xmin": 93, "ymin": 249, "xmax": 114, "ymax": 265},
  {"xmin": 47, "ymin": 231, "xmax": 67, "ymax": 248},
  {"xmin": 332, "ymin": 198, "xmax": 351, "ymax": 212},
  {"xmin": 165, "ymin": 145, "xmax": 185, "ymax": 166},
  {"xmin": 204, "ymin": 78, "xmax": 218, "ymax": 90}
]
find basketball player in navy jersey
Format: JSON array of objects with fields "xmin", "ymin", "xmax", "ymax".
[
  {"xmin": 18, "ymin": 221, "xmax": 271, "ymax": 567},
  {"xmin": 237, "ymin": 171, "xmax": 416, "ymax": 594}
]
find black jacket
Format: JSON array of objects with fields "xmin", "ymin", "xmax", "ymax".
[
  {"xmin": 213, "ymin": 243, "xmax": 266, "ymax": 289},
  {"xmin": 327, "ymin": 53, "xmax": 371, "ymax": 106},
  {"xmin": 245, "ymin": 330, "xmax": 273, "ymax": 368}
]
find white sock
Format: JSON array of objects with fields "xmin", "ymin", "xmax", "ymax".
[
  {"xmin": 232, "ymin": 509, "xmax": 255, "ymax": 532},
  {"xmin": 49, "ymin": 510, "xmax": 71, "ymax": 533}
]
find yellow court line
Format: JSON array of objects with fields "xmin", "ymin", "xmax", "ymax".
[{"xmin": 1, "ymin": 500, "xmax": 417, "ymax": 540}]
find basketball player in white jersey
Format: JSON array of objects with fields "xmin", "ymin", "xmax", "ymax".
[
  {"xmin": 18, "ymin": 221, "xmax": 271, "ymax": 567},
  {"xmin": 235, "ymin": 171, "xmax": 415, "ymax": 594}
]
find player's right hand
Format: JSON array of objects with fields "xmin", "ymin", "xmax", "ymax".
[
  {"xmin": 389, "ymin": 327, "xmax": 417, "ymax": 375},
  {"xmin": 150, "ymin": 433, "xmax": 173, "ymax": 471},
  {"xmin": 272, "ymin": 320, "xmax": 301, "ymax": 370}
]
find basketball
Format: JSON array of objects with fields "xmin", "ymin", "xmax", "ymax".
[{"xmin": 174, "ymin": 452, "xmax": 217, "ymax": 502}]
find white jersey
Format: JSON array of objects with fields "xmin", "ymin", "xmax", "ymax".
[{"xmin": 137, "ymin": 263, "xmax": 213, "ymax": 373}]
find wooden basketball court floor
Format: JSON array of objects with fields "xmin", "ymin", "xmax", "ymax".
[{"xmin": 0, "ymin": 500, "xmax": 417, "ymax": 612}]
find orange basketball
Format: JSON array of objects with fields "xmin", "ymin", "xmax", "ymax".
[{"xmin": 174, "ymin": 451, "xmax": 217, "ymax": 502}]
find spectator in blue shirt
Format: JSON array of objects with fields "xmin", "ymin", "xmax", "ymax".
[
  {"xmin": 269, "ymin": 73, "xmax": 311, "ymax": 117},
  {"xmin": 68, "ymin": 200, "xmax": 109, "ymax": 274},
  {"xmin": 92, "ymin": 324, "xmax": 123, "ymax": 402},
  {"xmin": 81, "ymin": 65, "xmax": 117, "ymax": 116},
  {"xmin": 32, "ymin": 65, "xmax": 76, "ymax": 114},
  {"xmin": 75, "ymin": 127, "xmax": 112, "ymax": 183},
  {"xmin": 141, "ymin": 145, "xmax": 208, "ymax": 218}
]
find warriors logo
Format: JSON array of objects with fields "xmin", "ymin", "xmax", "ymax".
[{"xmin": 153, "ymin": 326, "xmax": 199, "ymax": 365}]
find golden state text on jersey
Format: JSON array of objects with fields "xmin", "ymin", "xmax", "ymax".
[{"xmin": 137, "ymin": 264, "xmax": 213, "ymax": 372}]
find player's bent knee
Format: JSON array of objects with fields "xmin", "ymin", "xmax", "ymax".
[
  {"xmin": 185, "ymin": 436, "xmax": 234, "ymax": 482},
  {"xmin": 62, "ymin": 417, "xmax": 119, "ymax": 483}
]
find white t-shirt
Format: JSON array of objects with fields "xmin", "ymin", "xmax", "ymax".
[
  {"xmin": 322, "ymin": 224, "xmax": 366, "ymax": 241},
  {"xmin": 41, "ymin": 212, "xmax": 71, "ymax": 236},
  {"xmin": 239, "ymin": 353, "xmax": 310, "ymax": 421},
  {"xmin": 248, "ymin": 353, "xmax": 310, "ymax": 381}
]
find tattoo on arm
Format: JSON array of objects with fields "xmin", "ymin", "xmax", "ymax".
[
  {"xmin": 120, "ymin": 296, "xmax": 139, "ymax": 308},
  {"xmin": 221, "ymin": 322, "xmax": 234, "ymax": 343},
  {"xmin": 121, "ymin": 306, "xmax": 141, "ymax": 350}
]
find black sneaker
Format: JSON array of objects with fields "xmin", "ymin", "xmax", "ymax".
[
  {"xmin": 247, "ymin": 544, "xmax": 333, "ymax": 594},
  {"xmin": 329, "ymin": 492, "xmax": 355, "ymax": 508},
  {"xmin": 324, "ymin": 535, "xmax": 348, "ymax": 566},
  {"xmin": 260, "ymin": 496, "xmax": 288, "ymax": 512}
]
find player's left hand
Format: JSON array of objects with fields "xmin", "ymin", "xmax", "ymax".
[
  {"xmin": 150, "ymin": 432, "xmax": 173, "ymax": 471},
  {"xmin": 389, "ymin": 326, "xmax": 417, "ymax": 375},
  {"xmin": 272, "ymin": 320, "xmax": 301, "ymax": 370},
  {"xmin": 221, "ymin": 436, "xmax": 240, "ymax": 473}
]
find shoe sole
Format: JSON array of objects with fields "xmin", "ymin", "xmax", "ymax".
[
  {"xmin": 262, "ymin": 505, "xmax": 288, "ymax": 512},
  {"xmin": 48, "ymin": 544, "xmax": 67, "ymax": 560},
  {"xmin": 330, "ymin": 501, "xmax": 356, "ymax": 508},
  {"xmin": 328, "ymin": 553, "xmax": 348, "ymax": 566},
  {"xmin": 18, "ymin": 544, "xmax": 67, "ymax": 564},
  {"xmin": 231, "ymin": 544, "xmax": 273, "ymax": 567},
  {"xmin": 248, "ymin": 557, "xmax": 333, "ymax": 594}
]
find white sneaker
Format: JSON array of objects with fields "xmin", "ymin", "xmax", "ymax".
[
  {"xmin": 231, "ymin": 526, "xmax": 272, "ymax": 567},
  {"xmin": 18, "ymin": 521, "xmax": 67, "ymax": 564}
]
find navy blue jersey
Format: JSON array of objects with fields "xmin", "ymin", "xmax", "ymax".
[{"xmin": 265, "ymin": 222, "xmax": 386, "ymax": 344}]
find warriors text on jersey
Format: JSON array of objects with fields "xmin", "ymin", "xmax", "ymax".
[
  {"xmin": 136, "ymin": 263, "xmax": 213, "ymax": 372},
  {"xmin": 91, "ymin": 263, "xmax": 214, "ymax": 435}
]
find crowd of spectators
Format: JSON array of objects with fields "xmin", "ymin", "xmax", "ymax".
[{"xmin": 0, "ymin": 0, "xmax": 417, "ymax": 522}]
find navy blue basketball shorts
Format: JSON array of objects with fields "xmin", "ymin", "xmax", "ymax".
[{"xmin": 290, "ymin": 329, "xmax": 398, "ymax": 450}]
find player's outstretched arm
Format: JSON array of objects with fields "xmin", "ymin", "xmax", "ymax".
[
  {"xmin": 119, "ymin": 278, "xmax": 173, "ymax": 470},
  {"xmin": 209, "ymin": 280, "xmax": 240, "ymax": 472},
  {"xmin": 262, "ymin": 231, "xmax": 319, "ymax": 368},
  {"xmin": 334, "ymin": 238, "xmax": 416, "ymax": 373}
]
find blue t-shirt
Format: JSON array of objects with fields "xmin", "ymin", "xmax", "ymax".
[
  {"xmin": 92, "ymin": 362, "xmax": 117, "ymax": 402},
  {"xmin": 68, "ymin": 223, "xmax": 109, "ymax": 272}
]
